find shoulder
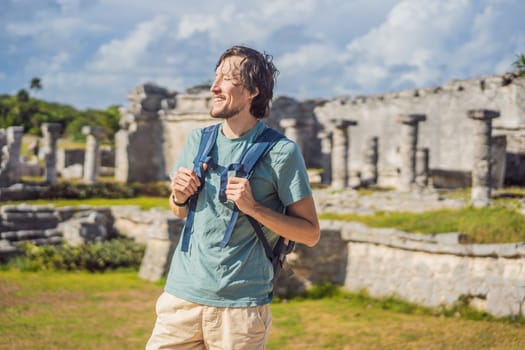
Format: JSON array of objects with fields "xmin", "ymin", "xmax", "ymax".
[
  {"xmin": 266, "ymin": 134, "xmax": 303, "ymax": 167},
  {"xmin": 186, "ymin": 123, "xmax": 221, "ymax": 147}
]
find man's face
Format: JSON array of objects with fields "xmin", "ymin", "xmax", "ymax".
[{"xmin": 209, "ymin": 55, "xmax": 255, "ymax": 119}]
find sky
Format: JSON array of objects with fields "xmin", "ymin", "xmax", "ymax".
[{"xmin": 0, "ymin": 0, "xmax": 524, "ymax": 110}]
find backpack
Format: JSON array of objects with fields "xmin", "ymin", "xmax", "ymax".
[{"xmin": 180, "ymin": 123, "xmax": 295, "ymax": 283}]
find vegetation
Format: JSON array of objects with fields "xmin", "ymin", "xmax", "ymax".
[
  {"xmin": 2, "ymin": 196, "xmax": 169, "ymax": 211},
  {"xmin": 513, "ymin": 53, "xmax": 525, "ymax": 78},
  {"xmin": 6, "ymin": 238, "xmax": 145, "ymax": 272},
  {"xmin": 0, "ymin": 93, "xmax": 120, "ymax": 141},
  {"xmin": 319, "ymin": 205, "xmax": 525, "ymax": 244},
  {"xmin": 10, "ymin": 180, "xmax": 171, "ymax": 200},
  {"xmin": 1, "ymin": 270, "xmax": 524, "ymax": 350}
]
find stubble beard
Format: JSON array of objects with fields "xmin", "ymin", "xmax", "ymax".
[{"xmin": 209, "ymin": 104, "xmax": 244, "ymax": 120}]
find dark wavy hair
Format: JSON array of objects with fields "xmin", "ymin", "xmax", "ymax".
[{"xmin": 215, "ymin": 45, "xmax": 279, "ymax": 118}]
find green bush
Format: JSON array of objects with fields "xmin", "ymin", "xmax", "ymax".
[
  {"xmin": 31, "ymin": 181, "xmax": 171, "ymax": 199},
  {"xmin": 9, "ymin": 238, "xmax": 146, "ymax": 272}
]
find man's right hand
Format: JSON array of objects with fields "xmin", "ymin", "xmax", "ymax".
[{"xmin": 170, "ymin": 166, "xmax": 204, "ymax": 203}]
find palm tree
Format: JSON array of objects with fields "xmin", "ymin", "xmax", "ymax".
[
  {"xmin": 29, "ymin": 77, "xmax": 42, "ymax": 97},
  {"xmin": 512, "ymin": 54, "xmax": 525, "ymax": 78}
]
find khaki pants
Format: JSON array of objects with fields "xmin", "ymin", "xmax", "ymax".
[{"xmin": 146, "ymin": 292, "xmax": 272, "ymax": 350}]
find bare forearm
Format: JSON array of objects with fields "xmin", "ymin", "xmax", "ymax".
[{"xmin": 245, "ymin": 197, "xmax": 320, "ymax": 247}]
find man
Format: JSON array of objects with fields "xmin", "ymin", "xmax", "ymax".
[{"xmin": 146, "ymin": 45, "xmax": 320, "ymax": 349}]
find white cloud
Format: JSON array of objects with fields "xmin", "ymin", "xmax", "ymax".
[
  {"xmin": 337, "ymin": 0, "xmax": 475, "ymax": 92},
  {"xmin": 177, "ymin": 13, "xmax": 218, "ymax": 40},
  {"xmin": 22, "ymin": 52, "xmax": 71, "ymax": 90},
  {"xmin": 0, "ymin": 72, "xmax": 6, "ymax": 81},
  {"xmin": 1, "ymin": 0, "xmax": 523, "ymax": 108},
  {"xmin": 89, "ymin": 16, "xmax": 169, "ymax": 72},
  {"xmin": 277, "ymin": 43, "xmax": 341, "ymax": 75}
]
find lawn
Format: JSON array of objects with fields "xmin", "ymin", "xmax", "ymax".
[{"xmin": 1, "ymin": 270, "xmax": 524, "ymax": 350}]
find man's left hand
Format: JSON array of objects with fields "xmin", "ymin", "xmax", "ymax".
[{"xmin": 225, "ymin": 177, "xmax": 257, "ymax": 215}]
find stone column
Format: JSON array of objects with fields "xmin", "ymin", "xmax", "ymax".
[
  {"xmin": 330, "ymin": 119, "xmax": 358, "ymax": 190},
  {"xmin": 279, "ymin": 118, "xmax": 314, "ymax": 159},
  {"xmin": 0, "ymin": 126, "xmax": 24, "ymax": 187},
  {"xmin": 468, "ymin": 109, "xmax": 500, "ymax": 207},
  {"xmin": 42, "ymin": 123, "xmax": 62, "ymax": 184},
  {"xmin": 361, "ymin": 136, "xmax": 379, "ymax": 186},
  {"xmin": 397, "ymin": 114, "xmax": 426, "ymax": 191},
  {"xmin": 318, "ymin": 130, "xmax": 332, "ymax": 184},
  {"xmin": 415, "ymin": 147, "xmax": 429, "ymax": 189},
  {"xmin": 82, "ymin": 126, "xmax": 105, "ymax": 184}
]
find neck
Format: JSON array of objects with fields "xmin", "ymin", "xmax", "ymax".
[{"xmin": 221, "ymin": 115, "xmax": 258, "ymax": 138}]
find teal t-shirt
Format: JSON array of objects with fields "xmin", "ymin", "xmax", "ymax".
[{"xmin": 165, "ymin": 121, "xmax": 312, "ymax": 307}]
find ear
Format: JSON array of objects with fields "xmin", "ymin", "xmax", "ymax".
[{"xmin": 249, "ymin": 87, "xmax": 259, "ymax": 100}]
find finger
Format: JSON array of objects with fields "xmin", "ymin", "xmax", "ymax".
[
  {"xmin": 173, "ymin": 173, "xmax": 199, "ymax": 194},
  {"xmin": 227, "ymin": 177, "xmax": 247, "ymax": 185}
]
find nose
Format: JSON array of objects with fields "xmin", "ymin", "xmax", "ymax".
[{"xmin": 210, "ymin": 77, "xmax": 221, "ymax": 93}]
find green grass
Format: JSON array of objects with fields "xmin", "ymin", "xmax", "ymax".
[
  {"xmin": 2, "ymin": 270, "xmax": 524, "ymax": 350},
  {"xmin": 320, "ymin": 206, "xmax": 525, "ymax": 243},
  {"xmin": 2, "ymin": 196, "xmax": 169, "ymax": 211},
  {"xmin": 441, "ymin": 187, "xmax": 525, "ymax": 211}
]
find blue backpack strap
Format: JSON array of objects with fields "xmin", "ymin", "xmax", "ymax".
[
  {"xmin": 193, "ymin": 124, "xmax": 220, "ymax": 186},
  {"xmin": 180, "ymin": 123, "xmax": 220, "ymax": 252},
  {"xmin": 219, "ymin": 127, "xmax": 284, "ymax": 248}
]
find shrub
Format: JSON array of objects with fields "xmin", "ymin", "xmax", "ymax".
[
  {"xmin": 33, "ymin": 181, "xmax": 171, "ymax": 199},
  {"xmin": 9, "ymin": 238, "xmax": 146, "ymax": 272}
]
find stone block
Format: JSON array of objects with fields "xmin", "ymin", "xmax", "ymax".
[
  {"xmin": 138, "ymin": 239, "xmax": 175, "ymax": 282},
  {"xmin": 0, "ymin": 239, "xmax": 17, "ymax": 263},
  {"xmin": 15, "ymin": 230, "xmax": 48, "ymax": 240},
  {"xmin": 59, "ymin": 211, "xmax": 114, "ymax": 246},
  {"xmin": 61, "ymin": 164, "xmax": 83, "ymax": 179}
]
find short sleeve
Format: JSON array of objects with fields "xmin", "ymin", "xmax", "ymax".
[{"xmin": 270, "ymin": 139, "xmax": 312, "ymax": 207}]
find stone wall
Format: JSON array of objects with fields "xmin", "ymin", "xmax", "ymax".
[
  {"xmin": 2, "ymin": 201, "xmax": 524, "ymax": 318},
  {"xmin": 0, "ymin": 204, "xmax": 115, "ymax": 262},
  {"xmin": 505, "ymin": 132, "xmax": 525, "ymax": 185},
  {"xmin": 314, "ymin": 73, "xmax": 525, "ymax": 188},
  {"xmin": 335, "ymin": 221, "xmax": 525, "ymax": 318},
  {"xmin": 118, "ymin": 73, "xmax": 525, "ymax": 188}
]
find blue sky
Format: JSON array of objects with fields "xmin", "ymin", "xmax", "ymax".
[{"xmin": 1, "ymin": 0, "xmax": 524, "ymax": 110}]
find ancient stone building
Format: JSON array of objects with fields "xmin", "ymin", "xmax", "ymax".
[
  {"xmin": 161, "ymin": 87, "xmax": 323, "ymax": 176},
  {"xmin": 116, "ymin": 73, "xmax": 525, "ymax": 189},
  {"xmin": 314, "ymin": 72, "xmax": 525, "ymax": 188},
  {"xmin": 115, "ymin": 83, "xmax": 174, "ymax": 182},
  {"xmin": 161, "ymin": 85, "xmax": 215, "ymax": 176},
  {"xmin": 0, "ymin": 126, "xmax": 23, "ymax": 187}
]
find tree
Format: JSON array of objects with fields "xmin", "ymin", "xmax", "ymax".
[
  {"xmin": 30, "ymin": 77, "xmax": 42, "ymax": 92},
  {"xmin": 512, "ymin": 53, "xmax": 525, "ymax": 78},
  {"xmin": 16, "ymin": 89, "xmax": 29, "ymax": 103}
]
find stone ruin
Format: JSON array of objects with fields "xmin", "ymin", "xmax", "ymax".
[
  {"xmin": 0, "ymin": 204, "xmax": 114, "ymax": 263},
  {"xmin": 1, "ymin": 72, "xmax": 523, "ymax": 201},
  {"xmin": 1, "ymin": 73, "xmax": 524, "ymax": 320},
  {"xmin": 314, "ymin": 72, "xmax": 525, "ymax": 190},
  {"xmin": 115, "ymin": 83, "xmax": 175, "ymax": 182},
  {"xmin": 0, "ymin": 126, "xmax": 23, "ymax": 187},
  {"xmin": 110, "ymin": 72, "xmax": 525, "ymax": 200}
]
